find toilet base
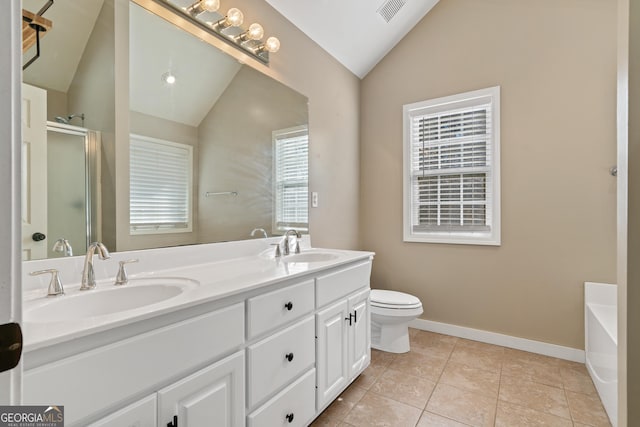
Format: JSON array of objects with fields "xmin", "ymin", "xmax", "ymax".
[{"xmin": 371, "ymin": 320, "xmax": 411, "ymax": 353}]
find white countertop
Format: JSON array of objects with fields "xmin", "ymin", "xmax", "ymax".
[{"xmin": 22, "ymin": 238, "xmax": 373, "ymax": 351}]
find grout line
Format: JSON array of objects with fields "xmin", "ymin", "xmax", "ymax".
[{"xmin": 493, "ymin": 350, "xmax": 504, "ymax": 426}]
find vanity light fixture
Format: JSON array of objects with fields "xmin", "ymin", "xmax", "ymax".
[
  {"xmin": 236, "ymin": 23, "xmax": 264, "ymax": 43},
  {"xmin": 214, "ymin": 7, "xmax": 244, "ymax": 30},
  {"xmin": 185, "ymin": 0, "xmax": 219, "ymax": 16},
  {"xmin": 156, "ymin": 0, "xmax": 281, "ymax": 64}
]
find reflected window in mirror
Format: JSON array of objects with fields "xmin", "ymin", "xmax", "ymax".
[
  {"xmin": 130, "ymin": 134, "xmax": 194, "ymax": 234},
  {"xmin": 273, "ymin": 126, "xmax": 309, "ymax": 234}
]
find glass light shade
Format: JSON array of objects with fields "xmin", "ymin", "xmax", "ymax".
[
  {"xmin": 226, "ymin": 8, "xmax": 244, "ymax": 27},
  {"xmin": 200, "ymin": 0, "xmax": 219, "ymax": 12},
  {"xmin": 264, "ymin": 36, "xmax": 280, "ymax": 53},
  {"xmin": 247, "ymin": 23, "xmax": 264, "ymax": 41}
]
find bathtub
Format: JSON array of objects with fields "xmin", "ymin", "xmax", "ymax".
[{"xmin": 584, "ymin": 282, "xmax": 617, "ymax": 427}]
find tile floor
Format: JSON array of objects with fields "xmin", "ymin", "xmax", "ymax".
[{"xmin": 311, "ymin": 328, "xmax": 611, "ymax": 427}]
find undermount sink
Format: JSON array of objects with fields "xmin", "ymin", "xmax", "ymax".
[
  {"xmin": 282, "ymin": 251, "xmax": 340, "ymax": 263},
  {"xmin": 26, "ymin": 277, "xmax": 198, "ymax": 323}
]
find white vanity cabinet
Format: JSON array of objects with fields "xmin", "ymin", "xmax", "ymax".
[
  {"xmin": 315, "ymin": 262, "xmax": 371, "ymax": 411},
  {"xmin": 23, "ymin": 252, "xmax": 373, "ymax": 427},
  {"xmin": 158, "ymin": 351, "xmax": 245, "ymax": 427}
]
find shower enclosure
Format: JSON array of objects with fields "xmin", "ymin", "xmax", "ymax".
[{"xmin": 45, "ymin": 121, "xmax": 101, "ymax": 258}]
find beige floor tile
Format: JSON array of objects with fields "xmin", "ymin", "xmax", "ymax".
[
  {"xmin": 371, "ymin": 348, "xmax": 397, "ymax": 368},
  {"xmin": 565, "ymin": 391, "xmax": 612, "ymax": 427},
  {"xmin": 409, "ymin": 327, "xmax": 420, "ymax": 338},
  {"xmin": 559, "ymin": 363, "xmax": 597, "ymax": 396},
  {"xmin": 352, "ymin": 362, "xmax": 387, "ymax": 390},
  {"xmin": 426, "ymin": 383, "xmax": 497, "ymax": 427},
  {"xmin": 417, "ymin": 411, "xmax": 472, "ymax": 426},
  {"xmin": 410, "ymin": 330, "xmax": 458, "ymax": 359},
  {"xmin": 344, "ymin": 391, "xmax": 423, "ymax": 427},
  {"xmin": 369, "ymin": 368, "xmax": 436, "ymax": 409},
  {"xmin": 319, "ymin": 384, "xmax": 367, "ymax": 421},
  {"xmin": 495, "ymin": 400, "xmax": 573, "ymax": 426},
  {"xmin": 311, "ymin": 413, "xmax": 344, "ymax": 426},
  {"xmin": 439, "ymin": 361, "xmax": 500, "ymax": 397},
  {"xmin": 502, "ymin": 353, "xmax": 563, "ymax": 388},
  {"xmin": 389, "ymin": 351, "xmax": 448, "ymax": 381},
  {"xmin": 499, "ymin": 376, "xmax": 571, "ymax": 419},
  {"xmin": 448, "ymin": 345, "xmax": 503, "ymax": 374}
]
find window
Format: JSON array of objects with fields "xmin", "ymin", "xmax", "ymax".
[
  {"xmin": 273, "ymin": 126, "xmax": 309, "ymax": 234},
  {"xmin": 403, "ymin": 86, "xmax": 501, "ymax": 245},
  {"xmin": 130, "ymin": 134, "xmax": 193, "ymax": 234}
]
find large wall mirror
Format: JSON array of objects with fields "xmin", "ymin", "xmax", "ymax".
[{"xmin": 21, "ymin": 0, "xmax": 309, "ymax": 261}]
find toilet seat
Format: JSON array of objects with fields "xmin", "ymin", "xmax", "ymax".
[{"xmin": 371, "ymin": 290, "xmax": 422, "ymax": 309}]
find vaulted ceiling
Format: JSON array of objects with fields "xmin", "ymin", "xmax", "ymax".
[{"xmin": 264, "ymin": 0, "xmax": 440, "ymax": 78}]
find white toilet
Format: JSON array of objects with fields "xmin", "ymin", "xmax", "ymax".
[{"xmin": 370, "ymin": 289, "xmax": 423, "ymax": 353}]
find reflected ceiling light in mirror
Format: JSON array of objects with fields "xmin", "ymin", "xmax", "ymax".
[
  {"xmin": 161, "ymin": 72, "xmax": 177, "ymax": 85},
  {"xmin": 155, "ymin": 0, "xmax": 280, "ymax": 64},
  {"xmin": 186, "ymin": 0, "xmax": 220, "ymax": 16}
]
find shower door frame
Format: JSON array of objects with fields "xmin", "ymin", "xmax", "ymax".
[{"xmin": 46, "ymin": 121, "xmax": 102, "ymax": 253}]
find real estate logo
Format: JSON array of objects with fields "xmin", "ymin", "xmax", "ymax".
[{"xmin": 0, "ymin": 406, "xmax": 64, "ymax": 427}]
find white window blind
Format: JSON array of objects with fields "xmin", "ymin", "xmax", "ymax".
[
  {"xmin": 273, "ymin": 126, "xmax": 309, "ymax": 233},
  {"xmin": 403, "ymin": 87, "xmax": 501, "ymax": 245},
  {"xmin": 130, "ymin": 134, "xmax": 193, "ymax": 234}
]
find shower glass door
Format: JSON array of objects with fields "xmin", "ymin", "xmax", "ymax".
[{"xmin": 45, "ymin": 122, "xmax": 101, "ymax": 259}]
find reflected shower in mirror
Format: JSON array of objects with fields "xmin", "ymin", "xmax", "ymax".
[{"xmin": 21, "ymin": 0, "xmax": 309, "ymax": 260}]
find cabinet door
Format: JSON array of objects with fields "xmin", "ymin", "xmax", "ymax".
[
  {"xmin": 315, "ymin": 299, "xmax": 349, "ymax": 410},
  {"xmin": 88, "ymin": 395, "xmax": 156, "ymax": 427},
  {"xmin": 348, "ymin": 289, "xmax": 370, "ymax": 379},
  {"xmin": 158, "ymin": 351, "xmax": 244, "ymax": 427}
]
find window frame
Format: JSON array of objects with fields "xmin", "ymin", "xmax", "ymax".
[
  {"xmin": 272, "ymin": 125, "xmax": 309, "ymax": 235},
  {"xmin": 129, "ymin": 133, "xmax": 194, "ymax": 235},
  {"xmin": 402, "ymin": 86, "xmax": 501, "ymax": 246}
]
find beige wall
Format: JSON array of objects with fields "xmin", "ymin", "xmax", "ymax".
[
  {"xmin": 227, "ymin": 0, "xmax": 361, "ymax": 249},
  {"xmin": 45, "ymin": 89, "xmax": 68, "ymax": 122},
  {"xmin": 360, "ymin": 0, "xmax": 617, "ymax": 349},
  {"xmin": 68, "ymin": 0, "xmax": 117, "ymax": 250},
  {"xmin": 197, "ymin": 66, "xmax": 307, "ymax": 243}
]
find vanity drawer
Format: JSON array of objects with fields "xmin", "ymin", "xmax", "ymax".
[
  {"xmin": 247, "ymin": 316, "xmax": 315, "ymax": 408},
  {"xmin": 247, "ymin": 369, "xmax": 316, "ymax": 427},
  {"xmin": 247, "ymin": 279, "xmax": 314, "ymax": 339},
  {"xmin": 316, "ymin": 260, "xmax": 371, "ymax": 307}
]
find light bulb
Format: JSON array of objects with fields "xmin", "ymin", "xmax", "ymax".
[
  {"xmin": 264, "ymin": 36, "xmax": 280, "ymax": 53},
  {"xmin": 247, "ymin": 23, "xmax": 264, "ymax": 41},
  {"xmin": 226, "ymin": 8, "xmax": 244, "ymax": 27},
  {"xmin": 200, "ymin": 0, "xmax": 219, "ymax": 12}
]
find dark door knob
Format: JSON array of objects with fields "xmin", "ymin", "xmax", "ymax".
[
  {"xmin": 285, "ymin": 413, "xmax": 294, "ymax": 423},
  {"xmin": 284, "ymin": 301, "xmax": 293, "ymax": 311},
  {"xmin": 285, "ymin": 352, "xmax": 294, "ymax": 362},
  {"xmin": 32, "ymin": 232, "xmax": 46, "ymax": 242}
]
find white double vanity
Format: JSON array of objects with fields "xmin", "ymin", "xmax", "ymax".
[{"xmin": 21, "ymin": 237, "xmax": 373, "ymax": 426}]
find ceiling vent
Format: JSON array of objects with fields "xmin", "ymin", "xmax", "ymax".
[{"xmin": 377, "ymin": 0, "xmax": 406, "ymax": 23}]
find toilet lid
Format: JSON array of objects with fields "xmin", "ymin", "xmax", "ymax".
[{"xmin": 370, "ymin": 289, "xmax": 422, "ymax": 309}]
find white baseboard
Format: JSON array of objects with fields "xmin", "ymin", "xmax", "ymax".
[{"xmin": 409, "ymin": 318, "xmax": 585, "ymax": 363}]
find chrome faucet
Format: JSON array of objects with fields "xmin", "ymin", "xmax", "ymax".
[
  {"xmin": 250, "ymin": 228, "xmax": 268, "ymax": 239},
  {"xmin": 282, "ymin": 229, "xmax": 301, "ymax": 256},
  {"xmin": 80, "ymin": 242, "xmax": 110, "ymax": 290},
  {"xmin": 52, "ymin": 238, "xmax": 73, "ymax": 257}
]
